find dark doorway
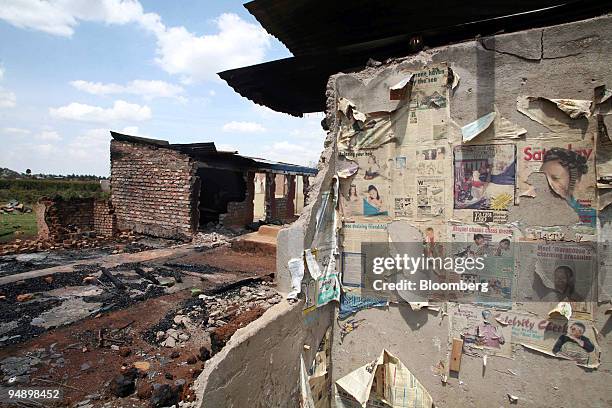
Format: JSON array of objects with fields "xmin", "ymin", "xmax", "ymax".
[{"xmin": 196, "ymin": 168, "xmax": 246, "ymax": 226}]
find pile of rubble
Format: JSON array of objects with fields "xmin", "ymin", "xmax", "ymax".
[
  {"xmin": 191, "ymin": 226, "xmax": 241, "ymax": 249},
  {"xmin": 154, "ymin": 282, "xmax": 282, "ymax": 355},
  {"xmin": 0, "ymin": 200, "xmax": 32, "ymax": 215},
  {"xmin": 0, "ymin": 230, "xmax": 137, "ymax": 256}
]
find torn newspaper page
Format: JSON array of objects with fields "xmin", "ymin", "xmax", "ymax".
[
  {"xmin": 287, "ymin": 257, "xmax": 305, "ymax": 300},
  {"xmin": 314, "ymin": 178, "xmax": 340, "ymax": 307},
  {"xmin": 335, "ymin": 349, "xmax": 434, "ymax": 408},
  {"xmin": 517, "ymin": 96, "xmax": 591, "ymax": 131},
  {"xmin": 461, "ymin": 112, "xmax": 496, "ymax": 143},
  {"xmin": 300, "ymin": 355, "xmax": 316, "ymax": 408},
  {"xmin": 517, "ymin": 137, "xmax": 596, "ymax": 225},
  {"xmin": 389, "ymin": 74, "xmax": 414, "ymax": 100}
]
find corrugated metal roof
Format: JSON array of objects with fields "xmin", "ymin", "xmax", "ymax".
[
  {"xmin": 221, "ymin": 0, "xmax": 610, "ymax": 115},
  {"xmin": 244, "ymin": 0, "xmax": 601, "ymax": 56},
  {"xmin": 110, "ymin": 132, "xmax": 316, "ymax": 175}
]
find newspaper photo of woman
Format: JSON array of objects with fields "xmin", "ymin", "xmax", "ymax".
[
  {"xmin": 541, "ymin": 147, "xmax": 595, "ymax": 226},
  {"xmin": 541, "ymin": 148, "xmax": 588, "ymax": 200},
  {"xmin": 364, "ymin": 156, "xmax": 381, "ymax": 180},
  {"xmin": 363, "ymin": 185, "xmax": 388, "ymax": 216}
]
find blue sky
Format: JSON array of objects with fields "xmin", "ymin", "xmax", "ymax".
[{"xmin": 0, "ymin": 0, "xmax": 325, "ymax": 176}]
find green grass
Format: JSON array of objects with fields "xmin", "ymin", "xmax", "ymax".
[
  {"xmin": 0, "ymin": 178, "xmax": 106, "ymax": 204},
  {"xmin": 0, "ymin": 212, "xmax": 38, "ymax": 243}
]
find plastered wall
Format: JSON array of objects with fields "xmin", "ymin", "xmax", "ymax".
[
  {"xmin": 192, "ymin": 301, "xmax": 333, "ymax": 408},
  {"xmin": 277, "ymin": 13, "xmax": 612, "ymax": 408}
]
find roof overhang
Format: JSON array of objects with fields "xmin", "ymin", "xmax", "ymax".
[{"xmin": 220, "ymin": 0, "xmax": 611, "ymax": 116}]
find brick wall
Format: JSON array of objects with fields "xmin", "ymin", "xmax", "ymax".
[
  {"xmin": 93, "ymin": 200, "xmax": 117, "ymax": 237},
  {"xmin": 110, "ymin": 140, "xmax": 198, "ymax": 240},
  {"xmin": 272, "ymin": 197, "xmax": 297, "ymax": 224},
  {"xmin": 36, "ymin": 197, "xmax": 117, "ymax": 241},
  {"xmin": 37, "ymin": 197, "xmax": 95, "ymax": 241},
  {"xmin": 220, "ymin": 171, "xmax": 255, "ymax": 227},
  {"xmin": 270, "ymin": 175, "xmax": 297, "ymax": 223}
]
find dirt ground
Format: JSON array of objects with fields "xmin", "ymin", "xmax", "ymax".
[{"xmin": 0, "ymin": 241, "xmax": 278, "ymax": 407}]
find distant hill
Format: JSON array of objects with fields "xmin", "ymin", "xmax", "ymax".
[{"xmin": 0, "ymin": 168, "xmax": 23, "ymax": 179}]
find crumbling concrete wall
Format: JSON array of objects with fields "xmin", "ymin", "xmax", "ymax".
[
  {"xmin": 276, "ymin": 13, "xmax": 612, "ymax": 408},
  {"xmin": 110, "ymin": 140, "xmax": 198, "ymax": 240},
  {"xmin": 192, "ymin": 301, "xmax": 333, "ymax": 407}
]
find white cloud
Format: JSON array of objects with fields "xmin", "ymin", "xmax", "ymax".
[
  {"xmin": 0, "ymin": 1, "xmax": 272, "ymax": 83},
  {"xmin": 0, "ymin": 64, "xmax": 16, "ymax": 108},
  {"xmin": 50, "ymin": 100, "xmax": 151, "ymax": 123},
  {"xmin": 216, "ymin": 143, "xmax": 237, "ymax": 152},
  {"xmin": 1, "ymin": 128, "xmax": 113, "ymax": 176},
  {"xmin": 36, "ymin": 130, "xmax": 62, "ymax": 141},
  {"xmin": 0, "ymin": 0, "xmax": 145, "ymax": 37},
  {"xmin": 3, "ymin": 127, "xmax": 30, "ymax": 135},
  {"xmin": 117, "ymin": 125, "xmax": 149, "ymax": 138},
  {"xmin": 33, "ymin": 143, "xmax": 60, "ymax": 155},
  {"xmin": 151, "ymin": 13, "xmax": 271, "ymax": 82},
  {"xmin": 70, "ymin": 79, "xmax": 184, "ymax": 100},
  {"xmin": 222, "ymin": 121, "xmax": 266, "ymax": 133},
  {"xmin": 0, "ymin": 89, "xmax": 16, "ymax": 108},
  {"xmin": 261, "ymin": 141, "xmax": 321, "ymax": 166}
]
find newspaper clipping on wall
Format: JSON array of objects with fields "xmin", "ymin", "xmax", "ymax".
[
  {"xmin": 496, "ymin": 311, "xmax": 601, "ymax": 368},
  {"xmin": 449, "ymin": 303, "xmax": 512, "ymax": 358},
  {"xmin": 453, "ymin": 144, "xmax": 516, "ymax": 213},
  {"xmin": 449, "ymin": 224, "xmax": 515, "ymax": 306},
  {"xmin": 517, "ymin": 138, "xmax": 596, "ymax": 227}
]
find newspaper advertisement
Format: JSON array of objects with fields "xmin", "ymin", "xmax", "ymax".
[
  {"xmin": 496, "ymin": 311, "xmax": 601, "ymax": 368},
  {"xmin": 515, "ymin": 241, "xmax": 596, "ymax": 313},
  {"xmin": 450, "ymin": 224, "xmax": 515, "ymax": 306},
  {"xmin": 339, "ymin": 146, "xmax": 394, "ymax": 222},
  {"xmin": 309, "ymin": 181, "xmax": 340, "ymax": 310},
  {"xmin": 517, "ymin": 138, "xmax": 596, "ymax": 227},
  {"xmin": 340, "ymin": 222, "xmax": 389, "ymax": 289},
  {"xmin": 453, "ymin": 144, "xmax": 516, "ymax": 212},
  {"xmin": 448, "ymin": 303, "xmax": 512, "ymax": 357}
]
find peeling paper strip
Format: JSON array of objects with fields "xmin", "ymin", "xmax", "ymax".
[
  {"xmin": 287, "ymin": 258, "xmax": 305, "ymax": 299},
  {"xmin": 338, "ymin": 97, "xmax": 367, "ymax": 122},
  {"xmin": 300, "ymin": 355, "xmax": 316, "ymax": 408},
  {"xmin": 594, "ymin": 84, "xmax": 612, "ymax": 107},
  {"xmin": 547, "ymin": 98, "xmax": 592, "ymax": 119},
  {"xmin": 304, "ymin": 249, "xmax": 321, "ymax": 280},
  {"xmin": 337, "ymin": 159, "xmax": 359, "ymax": 178},
  {"xmin": 448, "ymin": 68, "xmax": 460, "ymax": 91},
  {"xmin": 389, "ymin": 74, "xmax": 414, "ymax": 100},
  {"xmin": 461, "ymin": 112, "xmax": 496, "ymax": 142},
  {"xmin": 548, "ymin": 302, "xmax": 572, "ymax": 320},
  {"xmin": 517, "ymin": 96, "xmax": 591, "ymax": 131},
  {"xmin": 597, "ymin": 187, "xmax": 612, "ymax": 210},
  {"xmin": 496, "ymin": 116, "xmax": 527, "ymax": 139},
  {"xmin": 408, "ymin": 302, "xmax": 429, "ymax": 310}
]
